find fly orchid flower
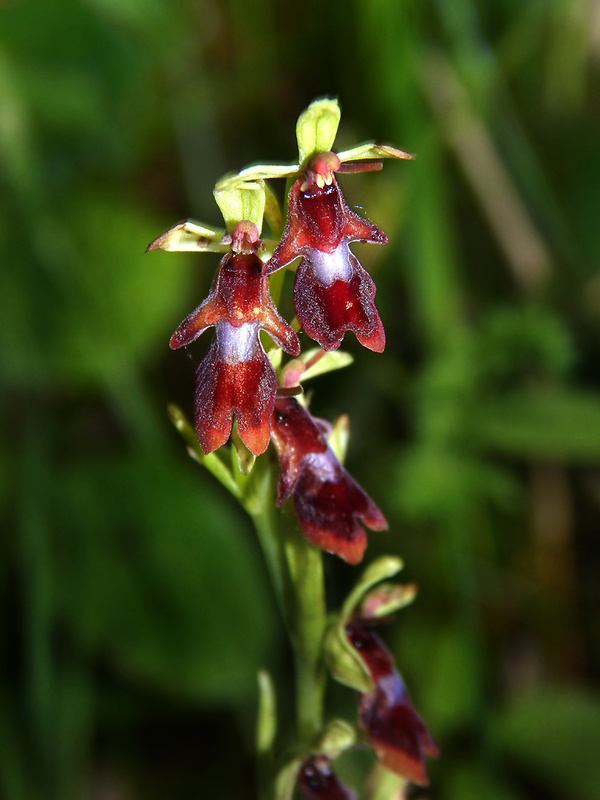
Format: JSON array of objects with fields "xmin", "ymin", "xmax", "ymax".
[
  {"xmin": 297, "ymin": 756, "xmax": 357, "ymax": 800},
  {"xmin": 169, "ymin": 221, "xmax": 300, "ymax": 456},
  {"xmin": 215, "ymin": 99, "xmax": 412, "ymax": 353},
  {"xmin": 266, "ymin": 151, "xmax": 388, "ymax": 352},
  {"xmin": 346, "ymin": 622, "xmax": 439, "ymax": 786},
  {"xmin": 270, "ymin": 397, "xmax": 387, "ymax": 564}
]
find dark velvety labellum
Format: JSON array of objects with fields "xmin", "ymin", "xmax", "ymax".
[
  {"xmin": 298, "ymin": 757, "xmax": 357, "ymax": 800},
  {"xmin": 265, "ymin": 159, "xmax": 387, "ymax": 352},
  {"xmin": 271, "ymin": 398, "xmax": 387, "ymax": 563},
  {"xmin": 346, "ymin": 625, "xmax": 439, "ymax": 786},
  {"xmin": 170, "ymin": 246, "xmax": 299, "ymax": 454},
  {"xmin": 294, "ymin": 250, "xmax": 385, "ymax": 352}
]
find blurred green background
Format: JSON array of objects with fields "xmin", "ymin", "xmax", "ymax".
[{"xmin": 2, "ymin": 0, "xmax": 600, "ymax": 798}]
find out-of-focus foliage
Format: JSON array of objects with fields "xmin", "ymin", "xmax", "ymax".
[{"xmin": 1, "ymin": 0, "xmax": 599, "ymax": 798}]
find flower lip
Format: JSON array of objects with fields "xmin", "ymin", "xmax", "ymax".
[
  {"xmin": 346, "ymin": 623, "xmax": 439, "ymax": 786},
  {"xmin": 271, "ymin": 398, "xmax": 387, "ymax": 563},
  {"xmin": 215, "ymin": 319, "xmax": 260, "ymax": 362},
  {"xmin": 298, "ymin": 756, "xmax": 357, "ymax": 800},
  {"xmin": 169, "ymin": 232, "xmax": 299, "ymax": 455},
  {"xmin": 308, "ymin": 242, "xmax": 353, "ymax": 287},
  {"xmin": 264, "ymin": 152, "xmax": 387, "ymax": 352}
]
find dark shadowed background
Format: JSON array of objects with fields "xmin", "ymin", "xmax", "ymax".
[{"xmin": 1, "ymin": 1, "xmax": 600, "ymax": 798}]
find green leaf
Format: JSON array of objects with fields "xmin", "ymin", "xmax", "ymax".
[
  {"xmin": 296, "ymin": 98, "xmax": 341, "ymax": 164},
  {"xmin": 213, "ymin": 181, "xmax": 266, "ymax": 233},
  {"xmin": 496, "ymin": 686, "xmax": 600, "ymax": 800}
]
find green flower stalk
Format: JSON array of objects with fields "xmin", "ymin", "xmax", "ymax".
[{"xmin": 148, "ymin": 98, "xmax": 437, "ymax": 799}]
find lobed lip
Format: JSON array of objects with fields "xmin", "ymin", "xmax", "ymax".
[
  {"xmin": 297, "ymin": 756, "xmax": 357, "ymax": 800},
  {"xmin": 307, "ymin": 242, "xmax": 354, "ymax": 287},
  {"xmin": 270, "ymin": 398, "xmax": 387, "ymax": 563},
  {"xmin": 265, "ymin": 156, "xmax": 387, "ymax": 352},
  {"xmin": 169, "ymin": 247, "xmax": 299, "ymax": 455},
  {"xmin": 215, "ymin": 320, "xmax": 261, "ymax": 363},
  {"xmin": 346, "ymin": 624, "xmax": 439, "ymax": 786}
]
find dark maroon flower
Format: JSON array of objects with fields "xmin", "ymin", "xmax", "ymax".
[
  {"xmin": 346, "ymin": 624, "xmax": 439, "ymax": 786},
  {"xmin": 270, "ymin": 397, "xmax": 387, "ymax": 563},
  {"xmin": 298, "ymin": 756, "xmax": 357, "ymax": 800},
  {"xmin": 170, "ymin": 222, "xmax": 300, "ymax": 455},
  {"xmin": 265, "ymin": 152, "xmax": 387, "ymax": 352}
]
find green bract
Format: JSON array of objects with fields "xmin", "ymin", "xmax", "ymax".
[{"xmin": 324, "ymin": 620, "xmax": 373, "ymax": 693}]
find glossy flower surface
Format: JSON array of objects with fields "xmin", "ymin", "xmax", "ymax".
[
  {"xmin": 346, "ymin": 624, "xmax": 439, "ymax": 786},
  {"xmin": 170, "ymin": 222, "xmax": 300, "ymax": 455},
  {"xmin": 298, "ymin": 756, "xmax": 357, "ymax": 800},
  {"xmin": 266, "ymin": 152, "xmax": 387, "ymax": 352},
  {"xmin": 270, "ymin": 397, "xmax": 387, "ymax": 563}
]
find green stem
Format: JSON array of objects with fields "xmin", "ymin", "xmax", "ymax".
[
  {"xmin": 248, "ymin": 466, "xmax": 290, "ymax": 627},
  {"xmin": 248, "ymin": 464, "xmax": 327, "ymax": 747},
  {"xmin": 283, "ymin": 518, "xmax": 326, "ymax": 743}
]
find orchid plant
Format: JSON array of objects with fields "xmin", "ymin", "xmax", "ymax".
[{"xmin": 148, "ymin": 99, "xmax": 438, "ymax": 800}]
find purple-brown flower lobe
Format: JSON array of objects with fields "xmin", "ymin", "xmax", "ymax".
[
  {"xmin": 266, "ymin": 153, "xmax": 386, "ymax": 352},
  {"xmin": 346, "ymin": 624, "xmax": 439, "ymax": 786},
  {"xmin": 270, "ymin": 398, "xmax": 387, "ymax": 563}
]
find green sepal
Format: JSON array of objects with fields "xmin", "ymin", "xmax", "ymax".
[
  {"xmin": 167, "ymin": 404, "xmax": 240, "ymax": 499},
  {"xmin": 314, "ymin": 719, "xmax": 357, "ymax": 760},
  {"xmin": 296, "ymin": 98, "xmax": 341, "ymax": 165},
  {"xmin": 146, "ymin": 219, "xmax": 227, "ymax": 253},
  {"xmin": 213, "ymin": 180, "xmax": 266, "ymax": 234},
  {"xmin": 336, "ymin": 142, "xmax": 415, "ymax": 163}
]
